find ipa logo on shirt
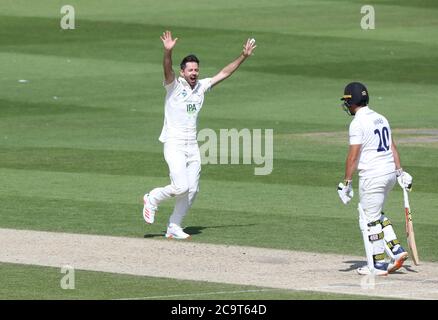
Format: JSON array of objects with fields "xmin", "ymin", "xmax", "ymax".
[{"xmin": 187, "ymin": 103, "xmax": 197, "ymax": 114}]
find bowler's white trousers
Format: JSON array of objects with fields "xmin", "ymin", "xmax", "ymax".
[{"xmin": 149, "ymin": 141, "xmax": 201, "ymax": 226}]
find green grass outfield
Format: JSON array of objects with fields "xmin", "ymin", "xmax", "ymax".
[{"xmin": 1, "ymin": 0, "xmax": 437, "ymax": 299}]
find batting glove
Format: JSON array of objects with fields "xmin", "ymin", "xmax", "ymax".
[
  {"xmin": 396, "ymin": 168, "xmax": 413, "ymax": 191},
  {"xmin": 337, "ymin": 180, "xmax": 354, "ymax": 205}
]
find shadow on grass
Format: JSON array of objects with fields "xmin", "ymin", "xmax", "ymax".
[
  {"xmin": 143, "ymin": 233, "xmax": 165, "ymax": 238},
  {"xmin": 143, "ymin": 223, "xmax": 256, "ymax": 238}
]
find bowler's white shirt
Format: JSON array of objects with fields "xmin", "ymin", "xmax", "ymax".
[
  {"xmin": 349, "ymin": 106, "xmax": 396, "ymax": 178},
  {"xmin": 159, "ymin": 77, "xmax": 212, "ymax": 143}
]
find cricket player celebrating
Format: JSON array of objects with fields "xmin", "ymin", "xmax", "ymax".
[
  {"xmin": 337, "ymin": 82, "xmax": 413, "ymax": 276},
  {"xmin": 142, "ymin": 31, "xmax": 257, "ymax": 239}
]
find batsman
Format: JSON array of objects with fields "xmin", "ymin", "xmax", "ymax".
[{"xmin": 337, "ymin": 82, "xmax": 413, "ymax": 276}]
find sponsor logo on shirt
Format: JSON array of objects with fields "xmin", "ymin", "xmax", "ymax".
[
  {"xmin": 187, "ymin": 103, "xmax": 197, "ymax": 114},
  {"xmin": 374, "ymin": 118, "xmax": 384, "ymax": 125}
]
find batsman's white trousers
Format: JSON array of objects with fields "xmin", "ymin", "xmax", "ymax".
[
  {"xmin": 149, "ymin": 141, "xmax": 201, "ymax": 226},
  {"xmin": 358, "ymin": 172, "xmax": 397, "ymax": 268},
  {"xmin": 359, "ymin": 172, "xmax": 396, "ymax": 222}
]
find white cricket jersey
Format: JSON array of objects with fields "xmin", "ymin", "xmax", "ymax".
[
  {"xmin": 159, "ymin": 77, "xmax": 212, "ymax": 143},
  {"xmin": 349, "ymin": 106, "xmax": 396, "ymax": 178}
]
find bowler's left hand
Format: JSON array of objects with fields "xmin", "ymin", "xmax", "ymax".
[{"xmin": 242, "ymin": 38, "xmax": 257, "ymax": 57}]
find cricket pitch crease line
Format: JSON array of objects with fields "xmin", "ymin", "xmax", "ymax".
[
  {"xmin": 318, "ymin": 280, "xmax": 396, "ymax": 290},
  {"xmin": 393, "ymin": 290, "xmax": 438, "ymax": 299},
  {"xmin": 114, "ymin": 288, "xmax": 282, "ymax": 300},
  {"xmin": 316, "ymin": 279, "xmax": 412, "ymax": 291}
]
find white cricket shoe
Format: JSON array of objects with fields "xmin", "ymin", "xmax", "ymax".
[
  {"xmin": 142, "ymin": 193, "xmax": 157, "ymax": 224},
  {"xmin": 165, "ymin": 223, "xmax": 191, "ymax": 240},
  {"xmin": 388, "ymin": 246, "xmax": 409, "ymax": 273},
  {"xmin": 357, "ymin": 262, "xmax": 388, "ymax": 276}
]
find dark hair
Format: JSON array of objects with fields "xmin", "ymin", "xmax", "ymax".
[{"xmin": 180, "ymin": 54, "xmax": 200, "ymax": 70}]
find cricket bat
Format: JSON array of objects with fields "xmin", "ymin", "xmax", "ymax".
[{"xmin": 403, "ymin": 188, "xmax": 420, "ymax": 265}]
